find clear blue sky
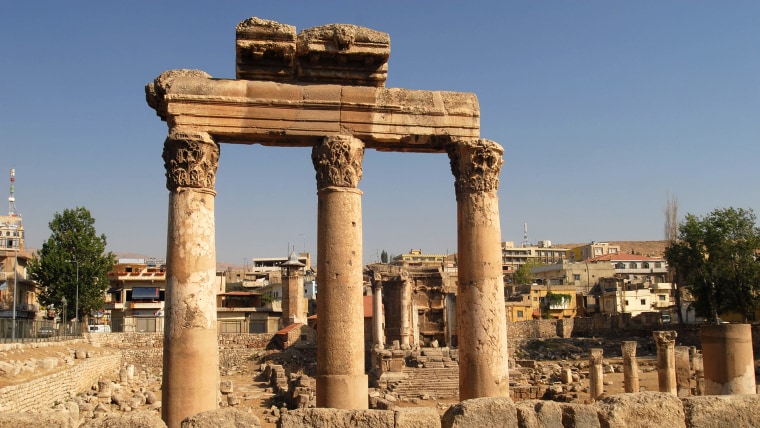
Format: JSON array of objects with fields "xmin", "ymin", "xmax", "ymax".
[{"xmin": 2, "ymin": 1, "xmax": 758, "ymax": 265}]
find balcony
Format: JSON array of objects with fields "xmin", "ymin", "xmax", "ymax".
[
  {"xmin": 104, "ymin": 302, "xmax": 124, "ymax": 310},
  {"xmin": 129, "ymin": 301, "xmax": 163, "ymax": 309}
]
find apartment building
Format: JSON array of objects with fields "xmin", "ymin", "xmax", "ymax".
[
  {"xmin": 0, "ymin": 215, "xmax": 38, "ymax": 323},
  {"xmin": 568, "ymin": 242, "xmax": 621, "ymax": 261},
  {"xmin": 501, "ymin": 241, "xmax": 568, "ymax": 272}
]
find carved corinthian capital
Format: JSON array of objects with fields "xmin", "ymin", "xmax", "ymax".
[
  {"xmin": 589, "ymin": 348, "xmax": 604, "ymax": 365},
  {"xmin": 162, "ymin": 129, "xmax": 219, "ymax": 195},
  {"xmin": 311, "ymin": 136, "xmax": 364, "ymax": 189},
  {"xmin": 446, "ymin": 139, "xmax": 503, "ymax": 198}
]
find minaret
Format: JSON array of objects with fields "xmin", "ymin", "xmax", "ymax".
[
  {"xmin": 2, "ymin": 169, "xmax": 23, "ymax": 251},
  {"xmin": 280, "ymin": 250, "xmax": 306, "ymax": 327}
]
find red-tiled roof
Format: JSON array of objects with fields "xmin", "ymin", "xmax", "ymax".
[{"xmin": 275, "ymin": 322, "xmax": 303, "ymax": 335}]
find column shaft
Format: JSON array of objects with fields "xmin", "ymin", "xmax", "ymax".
[
  {"xmin": 654, "ymin": 330, "xmax": 677, "ymax": 395},
  {"xmin": 447, "ymin": 139, "xmax": 509, "ymax": 400},
  {"xmin": 621, "ymin": 341, "xmax": 639, "ymax": 393},
  {"xmin": 700, "ymin": 323, "xmax": 757, "ymax": 395},
  {"xmin": 589, "ymin": 348, "xmax": 604, "ymax": 399},
  {"xmin": 372, "ymin": 284, "xmax": 384, "ymax": 348},
  {"xmin": 312, "ymin": 136, "xmax": 368, "ymax": 409},
  {"xmin": 675, "ymin": 346, "xmax": 692, "ymax": 397},
  {"xmin": 161, "ymin": 130, "xmax": 220, "ymax": 427}
]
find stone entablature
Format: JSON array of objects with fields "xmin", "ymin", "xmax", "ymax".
[{"xmin": 145, "ymin": 71, "xmax": 480, "ymax": 153}]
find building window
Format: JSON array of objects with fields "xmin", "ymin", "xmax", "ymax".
[
  {"xmin": 643, "ymin": 262, "xmax": 650, "ymax": 269},
  {"xmin": 641, "ymin": 299, "xmax": 646, "ymax": 305},
  {"xmin": 533, "ymin": 297, "xmax": 538, "ymax": 302},
  {"xmin": 625, "ymin": 300, "xmax": 629, "ymax": 306},
  {"xmin": 659, "ymin": 295, "xmax": 666, "ymax": 301},
  {"xmin": 655, "ymin": 262, "xmax": 662, "ymax": 268},
  {"xmin": 573, "ymin": 274, "xmax": 581, "ymax": 281},
  {"xmin": 517, "ymin": 310, "xmax": 524, "ymax": 318},
  {"xmin": 629, "ymin": 263, "xmax": 637, "ymax": 269}
]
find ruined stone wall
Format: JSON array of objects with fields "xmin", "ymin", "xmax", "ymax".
[
  {"xmin": 86, "ymin": 332, "xmax": 275, "ymax": 371},
  {"xmin": 507, "ymin": 319, "xmax": 561, "ymax": 341},
  {"xmin": 0, "ymin": 354, "xmax": 121, "ymax": 412}
]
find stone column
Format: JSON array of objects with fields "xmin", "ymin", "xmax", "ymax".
[
  {"xmin": 372, "ymin": 281, "xmax": 384, "ymax": 348},
  {"xmin": 675, "ymin": 346, "xmax": 692, "ymax": 397},
  {"xmin": 654, "ymin": 330, "xmax": 677, "ymax": 395},
  {"xmin": 281, "ymin": 252, "xmax": 306, "ymax": 327},
  {"xmin": 312, "ymin": 135, "xmax": 368, "ymax": 409},
  {"xmin": 400, "ymin": 272, "xmax": 411, "ymax": 348},
  {"xmin": 447, "ymin": 139, "xmax": 509, "ymax": 400},
  {"xmin": 589, "ymin": 348, "xmax": 604, "ymax": 399},
  {"xmin": 700, "ymin": 323, "xmax": 757, "ymax": 395},
  {"xmin": 621, "ymin": 341, "xmax": 639, "ymax": 393},
  {"xmin": 161, "ymin": 129, "xmax": 220, "ymax": 427},
  {"xmin": 693, "ymin": 353, "xmax": 705, "ymax": 395}
]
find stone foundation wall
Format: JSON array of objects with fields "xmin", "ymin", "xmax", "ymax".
[
  {"xmin": 0, "ymin": 354, "xmax": 121, "ymax": 413},
  {"xmin": 85, "ymin": 332, "xmax": 275, "ymax": 371}
]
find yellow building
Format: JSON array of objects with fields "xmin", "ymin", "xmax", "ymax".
[
  {"xmin": 505, "ymin": 293, "xmax": 532, "ymax": 322},
  {"xmin": 568, "ymin": 242, "xmax": 621, "ymax": 261},
  {"xmin": 508, "ymin": 283, "xmax": 577, "ymax": 320}
]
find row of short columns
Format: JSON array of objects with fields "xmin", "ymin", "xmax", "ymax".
[
  {"xmin": 589, "ymin": 326, "xmax": 756, "ymax": 400},
  {"xmin": 159, "ymin": 132, "xmax": 509, "ymax": 425}
]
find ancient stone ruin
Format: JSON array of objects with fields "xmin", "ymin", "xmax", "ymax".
[{"xmin": 145, "ymin": 17, "xmax": 509, "ymax": 426}]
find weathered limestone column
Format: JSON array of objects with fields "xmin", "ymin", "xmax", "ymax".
[
  {"xmin": 700, "ymin": 323, "xmax": 757, "ymax": 395},
  {"xmin": 372, "ymin": 281, "xmax": 384, "ymax": 348},
  {"xmin": 400, "ymin": 272, "xmax": 411, "ymax": 348},
  {"xmin": 589, "ymin": 348, "xmax": 604, "ymax": 399},
  {"xmin": 621, "ymin": 341, "xmax": 639, "ymax": 393},
  {"xmin": 654, "ymin": 330, "xmax": 677, "ymax": 395},
  {"xmin": 281, "ymin": 251, "xmax": 306, "ymax": 327},
  {"xmin": 161, "ymin": 129, "xmax": 220, "ymax": 427},
  {"xmin": 447, "ymin": 139, "xmax": 509, "ymax": 400},
  {"xmin": 675, "ymin": 346, "xmax": 692, "ymax": 397},
  {"xmin": 312, "ymin": 135, "xmax": 368, "ymax": 409},
  {"xmin": 693, "ymin": 353, "xmax": 705, "ymax": 395}
]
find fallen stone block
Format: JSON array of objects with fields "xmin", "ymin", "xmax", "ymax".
[
  {"xmin": 280, "ymin": 408, "xmax": 394, "ymax": 428},
  {"xmin": 682, "ymin": 394, "xmax": 760, "ymax": 428},
  {"xmin": 441, "ymin": 396, "xmax": 518, "ymax": 428},
  {"xmin": 594, "ymin": 392, "xmax": 685, "ymax": 428}
]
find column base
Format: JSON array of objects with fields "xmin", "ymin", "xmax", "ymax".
[{"xmin": 316, "ymin": 374, "xmax": 369, "ymax": 409}]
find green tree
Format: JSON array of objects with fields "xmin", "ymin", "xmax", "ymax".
[
  {"xmin": 513, "ymin": 259, "xmax": 544, "ymax": 285},
  {"xmin": 380, "ymin": 250, "xmax": 388, "ymax": 264},
  {"xmin": 28, "ymin": 207, "xmax": 115, "ymax": 322},
  {"xmin": 665, "ymin": 207, "xmax": 760, "ymax": 323}
]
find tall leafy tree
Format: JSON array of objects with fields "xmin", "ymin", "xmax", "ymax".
[
  {"xmin": 665, "ymin": 207, "xmax": 760, "ymax": 323},
  {"xmin": 513, "ymin": 259, "xmax": 544, "ymax": 285},
  {"xmin": 28, "ymin": 207, "xmax": 115, "ymax": 322},
  {"xmin": 380, "ymin": 250, "xmax": 388, "ymax": 264}
]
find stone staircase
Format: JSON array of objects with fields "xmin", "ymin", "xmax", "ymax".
[{"xmin": 386, "ymin": 364, "xmax": 459, "ymax": 399}]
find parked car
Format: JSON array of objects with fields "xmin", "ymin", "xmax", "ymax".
[
  {"xmin": 37, "ymin": 326, "xmax": 56, "ymax": 338},
  {"xmin": 88, "ymin": 325, "xmax": 111, "ymax": 333}
]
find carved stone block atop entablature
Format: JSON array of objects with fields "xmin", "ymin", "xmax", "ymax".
[
  {"xmin": 296, "ymin": 24, "xmax": 390, "ymax": 87},
  {"xmin": 236, "ymin": 17, "xmax": 297, "ymax": 82},
  {"xmin": 235, "ymin": 19, "xmax": 389, "ymax": 87}
]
